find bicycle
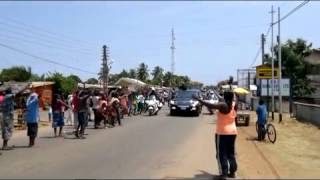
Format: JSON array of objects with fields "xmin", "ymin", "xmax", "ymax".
[{"xmin": 256, "ymin": 119, "xmax": 277, "ymax": 143}]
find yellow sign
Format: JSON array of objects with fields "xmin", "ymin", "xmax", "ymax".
[{"xmin": 256, "ymin": 67, "xmax": 279, "ymax": 79}]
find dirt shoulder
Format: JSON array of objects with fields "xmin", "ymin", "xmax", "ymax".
[{"xmin": 237, "ymin": 112, "xmax": 320, "ymax": 179}]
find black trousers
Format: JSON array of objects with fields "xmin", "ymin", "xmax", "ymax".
[
  {"xmin": 93, "ymin": 109, "xmax": 102, "ymax": 128},
  {"xmin": 257, "ymin": 124, "xmax": 266, "ymax": 141},
  {"xmin": 215, "ymin": 134, "xmax": 237, "ymax": 176}
]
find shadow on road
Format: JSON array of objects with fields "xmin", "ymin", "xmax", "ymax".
[
  {"xmin": 11, "ymin": 145, "xmax": 30, "ymax": 149},
  {"xmin": 191, "ymin": 170, "xmax": 220, "ymax": 180},
  {"xmin": 162, "ymin": 170, "xmax": 220, "ymax": 180},
  {"xmin": 39, "ymin": 136, "xmax": 56, "ymax": 139},
  {"xmin": 202, "ymin": 112, "xmax": 214, "ymax": 116}
]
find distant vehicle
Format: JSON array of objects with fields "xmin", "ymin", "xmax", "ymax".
[
  {"xmin": 169, "ymin": 89, "xmax": 202, "ymax": 116},
  {"xmin": 204, "ymin": 93, "xmax": 219, "ymax": 114},
  {"xmin": 145, "ymin": 95, "xmax": 162, "ymax": 116}
]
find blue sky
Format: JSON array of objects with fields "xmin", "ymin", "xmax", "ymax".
[{"xmin": 0, "ymin": 1, "xmax": 318, "ymax": 85}]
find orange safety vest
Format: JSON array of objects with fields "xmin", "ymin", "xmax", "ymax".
[{"xmin": 216, "ymin": 102, "xmax": 237, "ymax": 135}]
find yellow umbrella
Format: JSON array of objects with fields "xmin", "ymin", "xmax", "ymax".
[{"xmin": 233, "ymin": 87, "xmax": 250, "ymax": 95}]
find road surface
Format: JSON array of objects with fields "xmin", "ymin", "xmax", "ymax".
[{"xmin": 0, "ymin": 107, "xmax": 218, "ymax": 179}]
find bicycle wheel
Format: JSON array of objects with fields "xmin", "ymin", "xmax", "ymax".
[{"xmin": 266, "ymin": 123, "xmax": 277, "ymax": 143}]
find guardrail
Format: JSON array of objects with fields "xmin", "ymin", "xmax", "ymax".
[{"xmin": 293, "ymin": 102, "xmax": 320, "ymax": 127}]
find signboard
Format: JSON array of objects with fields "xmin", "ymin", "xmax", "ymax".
[
  {"xmin": 256, "ymin": 67, "xmax": 279, "ymax": 79},
  {"xmin": 261, "ymin": 78, "xmax": 290, "ymax": 96}
]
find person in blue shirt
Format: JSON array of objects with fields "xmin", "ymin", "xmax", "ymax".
[
  {"xmin": 26, "ymin": 92, "xmax": 40, "ymax": 147},
  {"xmin": 256, "ymin": 99, "xmax": 267, "ymax": 141}
]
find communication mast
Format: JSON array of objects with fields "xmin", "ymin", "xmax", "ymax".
[{"xmin": 171, "ymin": 28, "xmax": 175, "ymax": 75}]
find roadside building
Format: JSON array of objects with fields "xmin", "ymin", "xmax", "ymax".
[
  {"xmin": 30, "ymin": 81, "xmax": 55, "ymax": 109},
  {"xmin": 304, "ymin": 48, "xmax": 320, "ymax": 104}
]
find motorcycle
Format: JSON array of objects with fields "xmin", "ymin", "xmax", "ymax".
[
  {"xmin": 205, "ymin": 95, "xmax": 219, "ymax": 114},
  {"xmin": 145, "ymin": 96, "xmax": 163, "ymax": 116}
]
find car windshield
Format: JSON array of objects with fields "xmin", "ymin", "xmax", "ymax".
[{"xmin": 175, "ymin": 91, "xmax": 197, "ymax": 98}]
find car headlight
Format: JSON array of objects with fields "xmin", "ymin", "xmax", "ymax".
[
  {"xmin": 190, "ymin": 100, "xmax": 199, "ymax": 106},
  {"xmin": 170, "ymin": 100, "xmax": 175, "ymax": 104}
]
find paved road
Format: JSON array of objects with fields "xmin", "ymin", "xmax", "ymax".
[{"xmin": 0, "ymin": 107, "xmax": 218, "ymax": 179}]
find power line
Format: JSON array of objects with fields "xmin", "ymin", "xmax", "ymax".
[
  {"xmin": 0, "ymin": 42, "xmax": 97, "ymax": 75},
  {"xmin": 249, "ymin": 25, "xmax": 271, "ymax": 68},
  {"xmin": 0, "ymin": 33, "xmax": 97, "ymax": 57},
  {"xmin": 0, "ymin": 21, "xmax": 97, "ymax": 54},
  {"xmin": 0, "ymin": 16, "xmax": 97, "ymax": 49},
  {"xmin": 249, "ymin": 47, "xmax": 261, "ymax": 68},
  {"xmin": 0, "ymin": 25, "xmax": 96, "ymax": 56},
  {"xmin": 273, "ymin": 0, "xmax": 310, "ymax": 25}
]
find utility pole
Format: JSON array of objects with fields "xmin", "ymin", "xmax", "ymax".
[
  {"xmin": 277, "ymin": 7, "xmax": 283, "ymax": 123},
  {"xmin": 270, "ymin": 5, "xmax": 276, "ymax": 120},
  {"xmin": 101, "ymin": 45, "xmax": 110, "ymax": 95},
  {"xmin": 261, "ymin": 33, "xmax": 265, "ymax": 64},
  {"xmin": 171, "ymin": 28, "xmax": 176, "ymax": 75}
]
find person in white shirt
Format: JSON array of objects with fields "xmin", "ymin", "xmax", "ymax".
[
  {"xmin": 65, "ymin": 95, "xmax": 74, "ymax": 126},
  {"xmin": 92, "ymin": 91, "xmax": 101, "ymax": 129}
]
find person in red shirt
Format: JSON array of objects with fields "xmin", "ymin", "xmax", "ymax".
[{"xmin": 72, "ymin": 91, "xmax": 79, "ymax": 131}]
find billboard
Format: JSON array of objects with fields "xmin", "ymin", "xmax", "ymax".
[
  {"xmin": 261, "ymin": 78, "xmax": 290, "ymax": 96},
  {"xmin": 256, "ymin": 66, "xmax": 279, "ymax": 79}
]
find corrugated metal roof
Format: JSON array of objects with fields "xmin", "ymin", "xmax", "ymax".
[
  {"xmin": 31, "ymin": 81, "xmax": 55, "ymax": 88},
  {"xmin": 0, "ymin": 82, "xmax": 31, "ymax": 94}
]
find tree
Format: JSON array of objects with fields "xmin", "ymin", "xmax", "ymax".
[
  {"xmin": 45, "ymin": 72, "xmax": 77, "ymax": 95},
  {"xmin": 151, "ymin": 66, "xmax": 164, "ymax": 85},
  {"xmin": 29, "ymin": 73, "xmax": 45, "ymax": 81},
  {"xmin": 274, "ymin": 38, "xmax": 315, "ymax": 98},
  {"xmin": 86, "ymin": 78, "xmax": 99, "ymax": 84},
  {"xmin": 68, "ymin": 74, "xmax": 82, "ymax": 83},
  {"xmin": 137, "ymin": 63, "xmax": 149, "ymax": 82},
  {"xmin": 118, "ymin": 69, "xmax": 129, "ymax": 78},
  {"xmin": 163, "ymin": 72, "xmax": 174, "ymax": 87},
  {"xmin": 128, "ymin": 69, "xmax": 137, "ymax": 79},
  {"xmin": 0, "ymin": 66, "xmax": 32, "ymax": 82},
  {"xmin": 45, "ymin": 72, "xmax": 65, "ymax": 94}
]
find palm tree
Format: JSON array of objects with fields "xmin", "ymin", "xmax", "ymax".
[
  {"xmin": 137, "ymin": 63, "xmax": 149, "ymax": 82},
  {"xmin": 152, "ymin": 66, "xmax": 164, "ymax": 85}
]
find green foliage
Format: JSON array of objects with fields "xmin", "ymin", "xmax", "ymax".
[
  {"xmin": 118, "ymin": 69, "xmax": 129, "ymax": 78},
  {"xmin": 0, "ymin": 66, "xmax": 32, "ymax": 82},
  {"xmin": 163, "ymin": 72, "xmax": 192, "ymax": 88},
  {"xmin": 128, "ymin": 69, "xmax": 137, "ymax": 79},
  {"xmin": 273, "ymin": 38, "xmax": 315, "ymax": 97},
  {"xmin": 86, "ymin": 78, "xmax": 99, "ymax": 84},
  {"xmin": 137, "ymin": 63, "xmax": 149, "ymax": 82},
  {"xmin": 151, "ymin": 66, "xmax": 164, "ymax": 85},
  {"xmin": 45, "ymin": 72, "xmax": 77, "ymax": 95},
  {"xmin": 29, "ymin": 73, "xmax": 45, "ymax": 81},
  {"xmin": 68, "ymin": 74, "xmax": 82, "ymax": 83}
]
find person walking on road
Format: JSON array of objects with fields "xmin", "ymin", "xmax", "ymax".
[
  {"xmin": 256, "ymin": 99, "xmax": 267, "ymax": 141},
  {"xmin": 0, "ymin": 91, "xmax": 3, "ymax": 155},
  {"xmin": 193, "ymin": 90, "xmax": 238, "ymax": 179},
  {"xmin": 1, "ymin": 88, "xmax": 15, "ymax": 150},
  {"xmin": 72, "ymin": 90, "xmax": 79, "ymax": 132},
  {"xmin": 26, "ymin": 91, "xmax": 40, "ymax": 147},
  {"xmin": 92, "ymin": 91, "xmax": 101, "ymax": 129},
  {"xmin": 52, "ymin": 94, "xmax": 67, "ymax": 137},
  {"xmin": 76, "ymin": 90, "xmax": 90, "ymax": 139},
  {"xmin": 65, "ymin": 95, "xmax": 74, "ymax": 126}
]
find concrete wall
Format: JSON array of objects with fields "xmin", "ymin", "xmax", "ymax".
[{"xmin": 294, "ymin": 102, "xmax": 320, "ymax": 127}]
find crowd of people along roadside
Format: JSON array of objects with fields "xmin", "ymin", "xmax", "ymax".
[{"xmin": 0, "ymin": 87, "xmax": 169, "ymax": 154}]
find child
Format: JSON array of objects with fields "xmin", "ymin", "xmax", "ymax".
[{"xmin": 48, "ymin": 104, "xmax": 52, "ymax": 123}]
